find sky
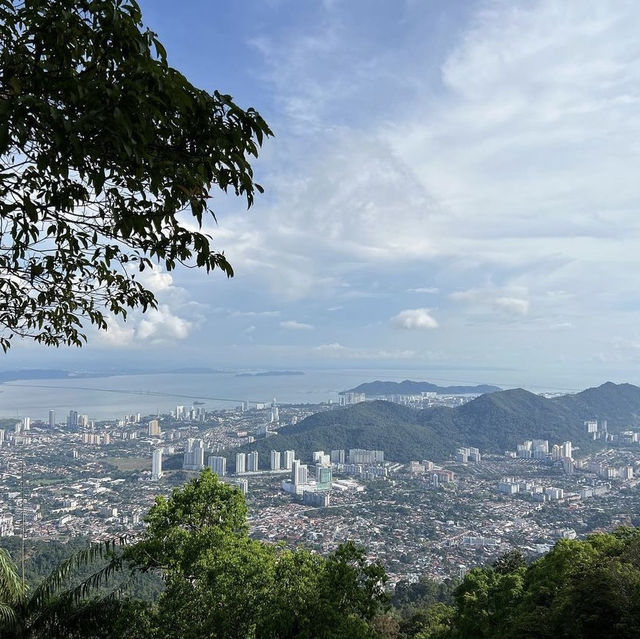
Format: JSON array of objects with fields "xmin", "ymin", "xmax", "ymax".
[{"xmin": 7, "ymin": 0, "xmax": 640, "ymax": 389}]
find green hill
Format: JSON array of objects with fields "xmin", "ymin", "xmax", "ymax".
[
  {"xmin": 231, "ymin": 401, "xmax": 452, "ymax": 469},
  {"xmin": 228, "ymin": 382, "xmax": 640, "ymax": 467}
]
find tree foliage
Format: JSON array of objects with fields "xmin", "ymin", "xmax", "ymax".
[
  {"xmin": 0, "ymin": 0, "xmax": 272, "ymax": 351},
  {"xmin": 125, "ymin": 469, "xmax": 388, "ymax": 639},
  {"xmin": 0, "ymin": 537, "xmax": 136, "ymax": 639},
  {"xmin": 395, "ymin": 529, "xmax": 640, "ymax": 639}
]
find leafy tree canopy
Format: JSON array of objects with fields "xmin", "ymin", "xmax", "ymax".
[
  {"xmin": 125, "ymin": 469, "xmax": 388, "ymax": 639},
  {"xmin": 0, "ymin": 0, "xmax": 272, "ymax": 351}
]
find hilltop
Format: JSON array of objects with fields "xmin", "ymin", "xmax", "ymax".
[{"xmin": 233, "ymin": 382, "xmax": 640, "ymax": 466}]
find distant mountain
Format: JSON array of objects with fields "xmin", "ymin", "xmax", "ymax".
[
  {"xmin": 342, "ymin": 380, "xmax": 502, "ymax": 396},
  {"xmin": 231, "ymin": 382, "xmax": 640, "ymax": 467}
]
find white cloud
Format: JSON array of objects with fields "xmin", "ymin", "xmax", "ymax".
[
  {"xmin": 136, "ymin": 305, "xmax": 192, "ymax": 341},
  {"xmin": 280, "ymin": 320, "xmax": 314, "ymax": 330},
  {"xmin": 231, "ymin": 310, "xmax": 280, "ymax": 318},
  {"xmin": 86, "ymin": 1, "xmax": 640, "ymax": 374},
  {"xmin": 217, "ymin": 0, "xmax": 640, "ymax": 335},
  {"xmin": 96, "ymin": 266, "xmax": 200, "ymax": 347},
  {"xmin": 450, "ymin": 288, "xmax": 530, "ymax": 316},
  {"xmin": 493, "ymin": 297, "xmax": 530, "ymax": 316},
  {"xmin": 137, "ymin": 267, "xmax": 174, "ymax": 292},
  {"xmin": 391, "ymin": 308, "xmax": 439, "ymax": 330},
  {"xmin": 100, "ymin": 305, "xmax": 194, "ymax": 347},
  {"xmin": 313, "ymin": 343, "xmax": 417, "ymax": 359}
]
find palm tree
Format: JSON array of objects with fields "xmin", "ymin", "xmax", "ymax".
[
  {"xmin": 0, "ymin": 539, "xmax": 132, "ymax": 639},
  {"xmin": 0, "ymin": 547, "xmax": 23, "ymax": 631}
]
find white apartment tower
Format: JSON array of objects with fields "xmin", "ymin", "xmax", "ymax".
[
  {"xmin": 270, "ymin": 450, "xmax": 281, "ymax": 471},
  {"xmin": 270, "ymin": 398, "xmax": 279, "ymax": 424},
  {"xmin": 235, "ymin": 452, "xmax": 246, "ymax": 475},
  {"xmin": 247, "ymin": 451, "xmax": 259, "ymax": 472},
  {"xmin": 292, "ymin": 459, "xmax": 308, "ymax": 487},
  {"xmin": 151, "ymin": 448, "xmax": 163, "ymax": 480},
  {"xmin": 283, "ymin": 450, "xmax": 295, "ymax": 470},
  {"xmin": 208, "ymin": 455, "xmax": 227, "ymax": 477}
]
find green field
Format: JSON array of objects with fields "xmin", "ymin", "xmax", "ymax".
[{"xmin": 105, "ymin": 457, "xmax": 149, "ymax": 471}]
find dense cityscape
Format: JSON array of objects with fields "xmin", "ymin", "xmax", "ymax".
[{"xmin": 2, "ymin": 387, "xmax": 640, "ymax": 586}]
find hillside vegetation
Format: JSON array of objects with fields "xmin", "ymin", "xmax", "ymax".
[{"xmin": 235, "ymin": 382, "xmax": 640, "ymax": 465}]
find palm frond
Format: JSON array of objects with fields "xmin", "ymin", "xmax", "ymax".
[
  {"xmin": 28, "ymin": 536, "xmax": 129, "ymax": 611},
  {"xmin": 0, "ymin": 547, "xmax": 25, "ymax": 605},
  {"xmin": 0, "ymin": 601, "xmax": 18, "ymax": 630}
]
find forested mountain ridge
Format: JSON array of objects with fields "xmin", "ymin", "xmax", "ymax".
[{"xmin": 235, "ymin": 382, "xmax": 640, "ymax": 465}]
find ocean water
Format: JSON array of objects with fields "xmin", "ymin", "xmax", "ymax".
[
  {"xmin": 0, "ymin": 368, "xmax": 437, "ymax": 421},
  {"xmin": 0, "ymin": 366, "xmax": 591, "ymax": 422}
]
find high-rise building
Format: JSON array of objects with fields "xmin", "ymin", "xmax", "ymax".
[
  {"xmin": 292, "ymin": 459, "xmax": 308, "ymax": 487},
  {"xmin": 236, "ymin": 452, "xmax": 246, "ymax": 475},
  {"xmin": 340, "ymin": 392, "xmax": 366, "ymax": 405},
  {"xmin": 347, "ymin": 449, "xmax": 384, "ymax": 464},
  {"xmin": 270, "ymin": 398, "xmax": 279, "ymax": 424},
  {"xmin": 0, "ymin": 430, "xmax": 4, "ymax": 444},
  {"xmin": 48, "ymin": 409, "xmax": 55, "ymax": 428},
  {"xmin": 561, "ymin": 441, "xmax": 572, "ymax": 459},
  {"xmin": 148, "ymin": 419, "xmax": 161, "ymax": 437},
  {"xmin": 67, "ymin": 410, "xmax": 78, "ymax": 428},
  {"xmin": 330, "ymin": 449, "xmax": 345, "ymax": 464},
  {"xmin": 193, "ymin": 440, "xmax": 205, "ymax": 467},
  {"xmin": 315, "ymin": 465, "xmax": 332, "ymax": 490},
  {"xmin": 183, "ymin": 439, "xmax": 205, "ymax": 470},
  {"xmin": 22, "ymin": 417, "xmax": 31, "ymax": 431},
  {"xmin": 176, "ymin": 405, "xmax": 185, "ymax": 420},
  {"xmin": 270, "ymin": 450, "xmax": 281, "ymax": 470},
  {"xmin": 283, "ymin": 450, "xmax": 295, "ymax": 470},
  {"xmin": 151, "ymin": 449, "xmax": 163, "ymax": 480},
  {"xmin": 247, "ymin": 451, "xmax": 259, "ymax": 472},
  {"xmin": 209, "ymin": 455, "xmax": 227, "ymax": 477}
]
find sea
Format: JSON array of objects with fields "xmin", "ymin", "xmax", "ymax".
[
  {"xmin": 0, "ymin": 366, "xmax": 604, "ymax": 422},
  {"xmin": 0, "ymin": 367, "xmax": 507, "ymax": 421}
]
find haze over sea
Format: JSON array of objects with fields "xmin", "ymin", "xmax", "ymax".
[{"xmin": 0, "ymin": 366, "xmax": 624, "ymax": 421}]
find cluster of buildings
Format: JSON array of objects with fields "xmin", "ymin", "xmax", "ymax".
[
  {"xmin": 508, "ymin": 438, "xmax": 573, "ymax": 461},
  {"xmin": 281, "ymin": 450, "xmax": 333, "ymax": 506},
  {"xmin": 338, "ymin": 392, "xmax": 366, "ymax": 406},
  {"xmin": 174, "ymin": 405, "xmax": 207, "ymax": 422},
  {"xmin": 579, "ymin": 458, "xmax": 634, "ymax": 480},
  {"xmin": 455, "ymin": 447, "xmax": 481, "ymax": 463},
  {"xmin": 497, "ymin": 478, "xmax": 567, "ymax": 501},
  {"xmin": 406, "ymin": 460, "xmax": 456, "ymax": 486}
]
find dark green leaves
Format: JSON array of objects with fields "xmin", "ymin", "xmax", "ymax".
[{"xmin": 0, "ymin": 0, "xmax": 272, "ymax": 350}]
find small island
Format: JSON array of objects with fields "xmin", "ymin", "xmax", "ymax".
[{"xmin": 342, "ymin": 379, "xmax": 501, "ymax": 396}]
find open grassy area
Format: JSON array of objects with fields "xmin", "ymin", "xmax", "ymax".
[{"xmin": 104, "ymin": 456, "xmax": 149, "ymax": 471}]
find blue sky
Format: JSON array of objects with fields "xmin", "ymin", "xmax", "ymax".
[{"xmin": 8, "ymin": 0, "xmax": 640, "ymax": 388}]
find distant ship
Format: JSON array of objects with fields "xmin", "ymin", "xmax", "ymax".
[{"xmin": 193, "ymin": 400, "xmax": 205, "ymax": 405}]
